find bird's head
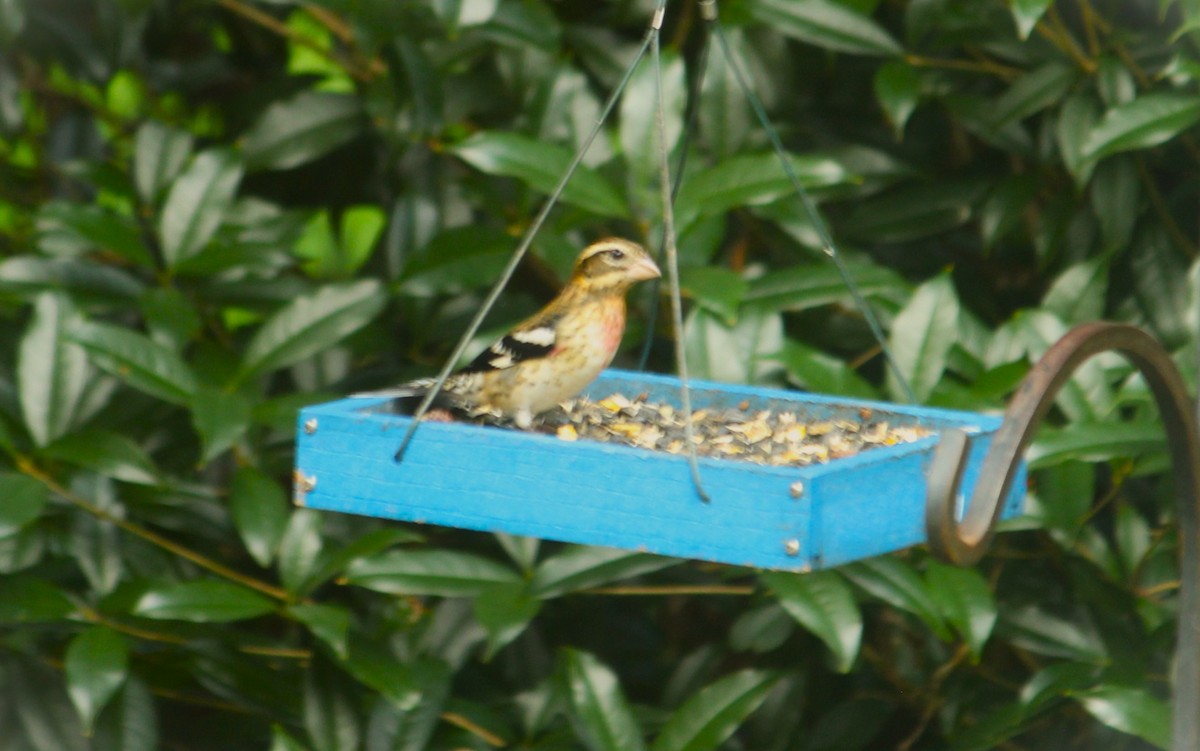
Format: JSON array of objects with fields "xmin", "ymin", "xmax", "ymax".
[{"xmin": 571, "ymin": 238, "xmax": 661, "ymax": 293}]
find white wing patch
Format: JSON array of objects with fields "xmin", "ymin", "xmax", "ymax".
[{"xmin": 510, "ymin": 326, "xmax": 556, "ymax": 347}]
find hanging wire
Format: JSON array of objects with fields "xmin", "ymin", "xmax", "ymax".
[
  {"xmin": 651, "ymin": 0, "xmax": 711, "ymax": 502},
  {"xmin": 707, "ymin": 6, "xmax": 919, "ymax": 404},
  {"xmin": 393, "ymin": 16, "xmax": 661, "ymax": 462},
  {"xmin": 635, "ymin": 2, "xmax": 712, "ymax": 372}
]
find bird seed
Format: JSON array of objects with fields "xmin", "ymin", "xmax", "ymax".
[{"xmin": 539, "ymin": 392, "xmax": 933, "ymax": 467}]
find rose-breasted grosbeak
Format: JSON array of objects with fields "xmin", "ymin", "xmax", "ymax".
[{"xmin": 358, "ymin": 237, "xmax": 660, "ymax": 428}]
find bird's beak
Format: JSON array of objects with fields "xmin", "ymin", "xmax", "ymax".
[{"xmin": 629, "ymin": 256, "xmax": 662, "ymax": 281}]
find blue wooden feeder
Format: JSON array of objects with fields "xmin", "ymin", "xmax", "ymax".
[{"xmin": 294, "ymin": 369, "xmax": 1025, "ymax": 572}]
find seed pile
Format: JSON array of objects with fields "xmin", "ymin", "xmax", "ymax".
[{"xmin": 530, "ymin": 392, "xmax": 933, "ymax": 467}]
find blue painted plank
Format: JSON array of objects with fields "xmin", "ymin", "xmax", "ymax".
[{"xmin": 295, "ymin": 369, "xmax": 1025, "ymax": 571}]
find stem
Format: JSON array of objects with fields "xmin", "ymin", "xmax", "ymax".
[
  {"xmin": 904, "ymin": 53, "xmax": 1020, "ymax": 81},
  {"xmin": 18, "ymin": 456, "xmax": 290, "ymax": 602},
  {"xmin": 1035, "ymin": 9, "xmax": 1095, "ymax": 73},
  {"xmin": 216, "ymin": 0, "xmax": 380, "ymax": 82}
]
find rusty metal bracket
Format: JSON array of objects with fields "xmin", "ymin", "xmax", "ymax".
[{"xmin": 925, "ymin": 321, "xmax": 1200, "ymax": 751}]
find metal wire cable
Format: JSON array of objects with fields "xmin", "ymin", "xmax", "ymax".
[
  {"xmin": 709, "ymin": 13, "xmax": 918, "ymax": 404},
  {"xmin": 651, "ymin": 0, "xmax": 710, "ymax": 502},
  {"xmin": 635, "ymin": 5, "xmax": 712, "ymax": 372},
  {"xmin": 393, "ymin": 18, "xmax": 660, "ymax": 462}
]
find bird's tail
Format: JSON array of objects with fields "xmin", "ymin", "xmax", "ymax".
[{"xmin": 350, "ymin": 379, "xmax": 449, "ymax": 415}]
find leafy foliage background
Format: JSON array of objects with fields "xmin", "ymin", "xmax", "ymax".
[{"xmin": 0, "ymin": 0, "xmax": 1196, "ymax": 748}]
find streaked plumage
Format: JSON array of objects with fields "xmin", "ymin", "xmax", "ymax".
[{"xmin": 356, "ymin": 237, "xmax": 660, "ymax": 428}]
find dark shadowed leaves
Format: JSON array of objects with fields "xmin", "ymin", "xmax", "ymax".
[
  {"xmin": 560, "ymin": 649, "xmax": 647, "ymax": 751},
  {"xmin": 243, "ymin": 91, "xmax": 364, "ymax": 172},
  {"xmin": 761, "ymin": 571, "xmax": 862, "ymax": 672}
]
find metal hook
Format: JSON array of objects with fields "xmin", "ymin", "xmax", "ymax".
[{"xmin": 924, "ymin": 321, "xmax": 1200, "ymax": 751}]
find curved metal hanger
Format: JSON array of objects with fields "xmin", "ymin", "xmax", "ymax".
[{"xmin": 925, "ymin": 321, "xmax": 1200, "ymax": 751}]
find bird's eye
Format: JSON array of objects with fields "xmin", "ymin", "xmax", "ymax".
[{"xmin": 605, "ymin": 248, "xmax": 626, "ymax": 260}]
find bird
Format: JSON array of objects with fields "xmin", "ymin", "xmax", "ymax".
[{"xmin": 356, "ymin": 237, "xmax": 661, "ymax": 428}]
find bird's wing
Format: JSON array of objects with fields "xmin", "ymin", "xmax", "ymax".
[{"xmin": 458, "ymin": 318, "xmax": 560, "ymax": 374}]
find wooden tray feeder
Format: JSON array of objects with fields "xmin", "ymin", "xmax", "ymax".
[{"xmin": 294, "ymin": 369, "xmax": 1025, "ymax": 572}]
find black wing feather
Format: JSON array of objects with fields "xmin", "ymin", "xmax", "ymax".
[{"xmin": 459, "ymin": 318, "xmax": 560, "ymax": 375}]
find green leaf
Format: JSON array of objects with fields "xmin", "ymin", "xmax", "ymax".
[
  {"xmin": 1000, "ymin": 606, "xmax": 1106, "ymax": 662},
  {"xmin": 299, "ymin": 527, "xmax": 424, "ymax": 596},
  {"xmin": 728, "ymin": 604, "xmax": 795, "ymax": 653},
  {"xmin": 292, "ymin": 211, "xmax": 337, "ymax": 277},
  {"xmin": 651, "ymin": 670, "xmax": 780, "ymax": 751},
  {"xmin": 532, "ymin": 546, "xmax": 678, "ymax": 598},
  {"xmin": 874, "ymin": 60, "xmax": 920, "ymax": 138},
  {"xmin": 400, "ymin": 226, "xmax": 514, "ymax": 296},
  {"xmin": 229, "ymin": 466, "xmax": 289, "ymax": 567},
  {"xmin": 190, "ymin": 384, "xmax": 252, "ymax": 463},
  {"xmin": 296, "ymin": 206, "xmax": 386, "ymax": 278},
  {"xmin": 620, "ymin": 51, "xmax": 685, "ymax": 196},
  {"xmin": 355, "ymin": 658, "xmax": 450, "ymax": 743},
  {"xmin": 133, "ymin": 121, "xmax": 193, "ymax": 204},
  {"xmin": 560, "ymin": 649, "xmax": 646, "ymax": 751},
  {"xmin": 675, "ymin": 152, "xmax": 849, "ymax": 222},
  {"xmin": 1076, "ymin": 685, "xmax": 1171, "ymax": 748},
  {"xmin": 684, "ymin": 307, "xmax": 784, "ymax": 384},
  {"xmin": 474, "ymin": 581, "xmax": 541, "ymax": 659},
  {"xmin": 19, "ymin": 292, "xmax": 89, "ymax": 446},
  {"xmin": 1132, "ymin": 224, "xmax": 1191, "ymax": 348},
  {"xmin": 678, "ymin": 266, "xmax": 748, "ymax": 324},
  {"xmin": 65, "ymin": 627, "xmax": 129, "ymax": 733},
  {"xmin": 289, "ymin": 603, "xmax": 351, "ymax": 660},
  {"xmin": 10, "ymin": 658, "xmax": 86, "ymax": 751},
  {"xmin": 775, "ymin": 340, "xmax": 879, "ymax": 399},
  {"xmin": 344, "ymin": 550, "xmax": 520, "ymax": 597},
  {"xmin": 1083, "ymin": 92, "xmax": 1200, "ymax": 161},
  {"xmin": 1028, "ymin": 421, "xmax": 1164, "ymax": 469},
  {"xmin": 698, "ymin": 28, "xmax": 752, "ymax": 159},
  {"xmin": 238, "ymin": 279, "xmax": 386, "ymax": 381},
  {"xmin": 1042, "ymin": 259, "xmax": 1108, "ymax": 323},
  {"xmin": 841, "ymin": 557, "xmax": 948, "ymax": 639},
  {"xmin": 846, "ymin": 181, "xmax": 977, "ymax": 243},
  {"xmin": 886, "ymin": 274, "xmax": 961, "ymax": 402},
  {"xmin": 1009, "ymin": 0, "xmax": 1052, "ymax": 38},
  {"xmin": 36, "ymin": 202, "xmax": 152, "ymax": 267},
  {"xmin": 41, "ymin": 429, "xmax": 160, "ymax": 485},
  {"xmin": 158, "ymin": 148, "xmax": 243, "ymax": 267},
  {"xmin": 744, "ymin": 261, "xmax": 907, "ymax": 312},
  {"xmin": 337, "ymin": 205, "xmax": 385, "ymax": 274},
  {"xmin": 92, "ymin": 678, "xmax": 158, "ymax": 751},
  {"xmin": 1020, "ymin": 662, "xmax": 1099, "ymax": 714},
  {"xmin": 1056, "ymin": 91, "xmax": 1101, "ymax": 188},
  {"xmin": 991, "ymin": 63, "xmax": 1075, "ymax": 127},
  {"xmin": 1090, "ymin": 156, "xmax": 1139, "ymax": 254},
  {"xmin": 271, "ymin": 725, "xmax": 309, "ymax": 751},
  {"xmin": 0, "ymin": 577, "xmax": 76, "ymax": 623},
  {"xmin": 243, "ymin": 91, "xmax": 363, "ymax": 171},
  {"xmin": 924, "ymin": 561, "xmax": 997, "ymax": 660},
  {"xmin": 278, "ymin": 508, "xmax": 324, "ymax": 596},
  {"xmin": 133, "ymin": 580, "xmax": 276, "ymax": 622},
  {"xmin": 452, "ymin": 131, "xmax": 628, "ymax": 217},
  {"xmin": 0, "ymin": 472, "xmax": 48, "ymax": 533},
  {"xmin": 751, "ymin": 0, "xmax": 902, "ymax": 56},
  {"xmin": 304, "ymin": 657, "xmax": 360, "ymax": 751},
  {"xmin": 761, "ymin": 571, "xmax": 862, "ymax": 672},
  {"xmin": 0, "ymin": 257, "xmax": 144, "ymax": 304},
  {"xmin": 68, "ymin": 320, "xmax": 197, "ymax": 404},
  {"xmin": 341, "ymin": 638, "xmax": 424, "ymax": 709},
  {"xmin": 140, "ymin": 287, "xmax": 202, "ymax": 350}
]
